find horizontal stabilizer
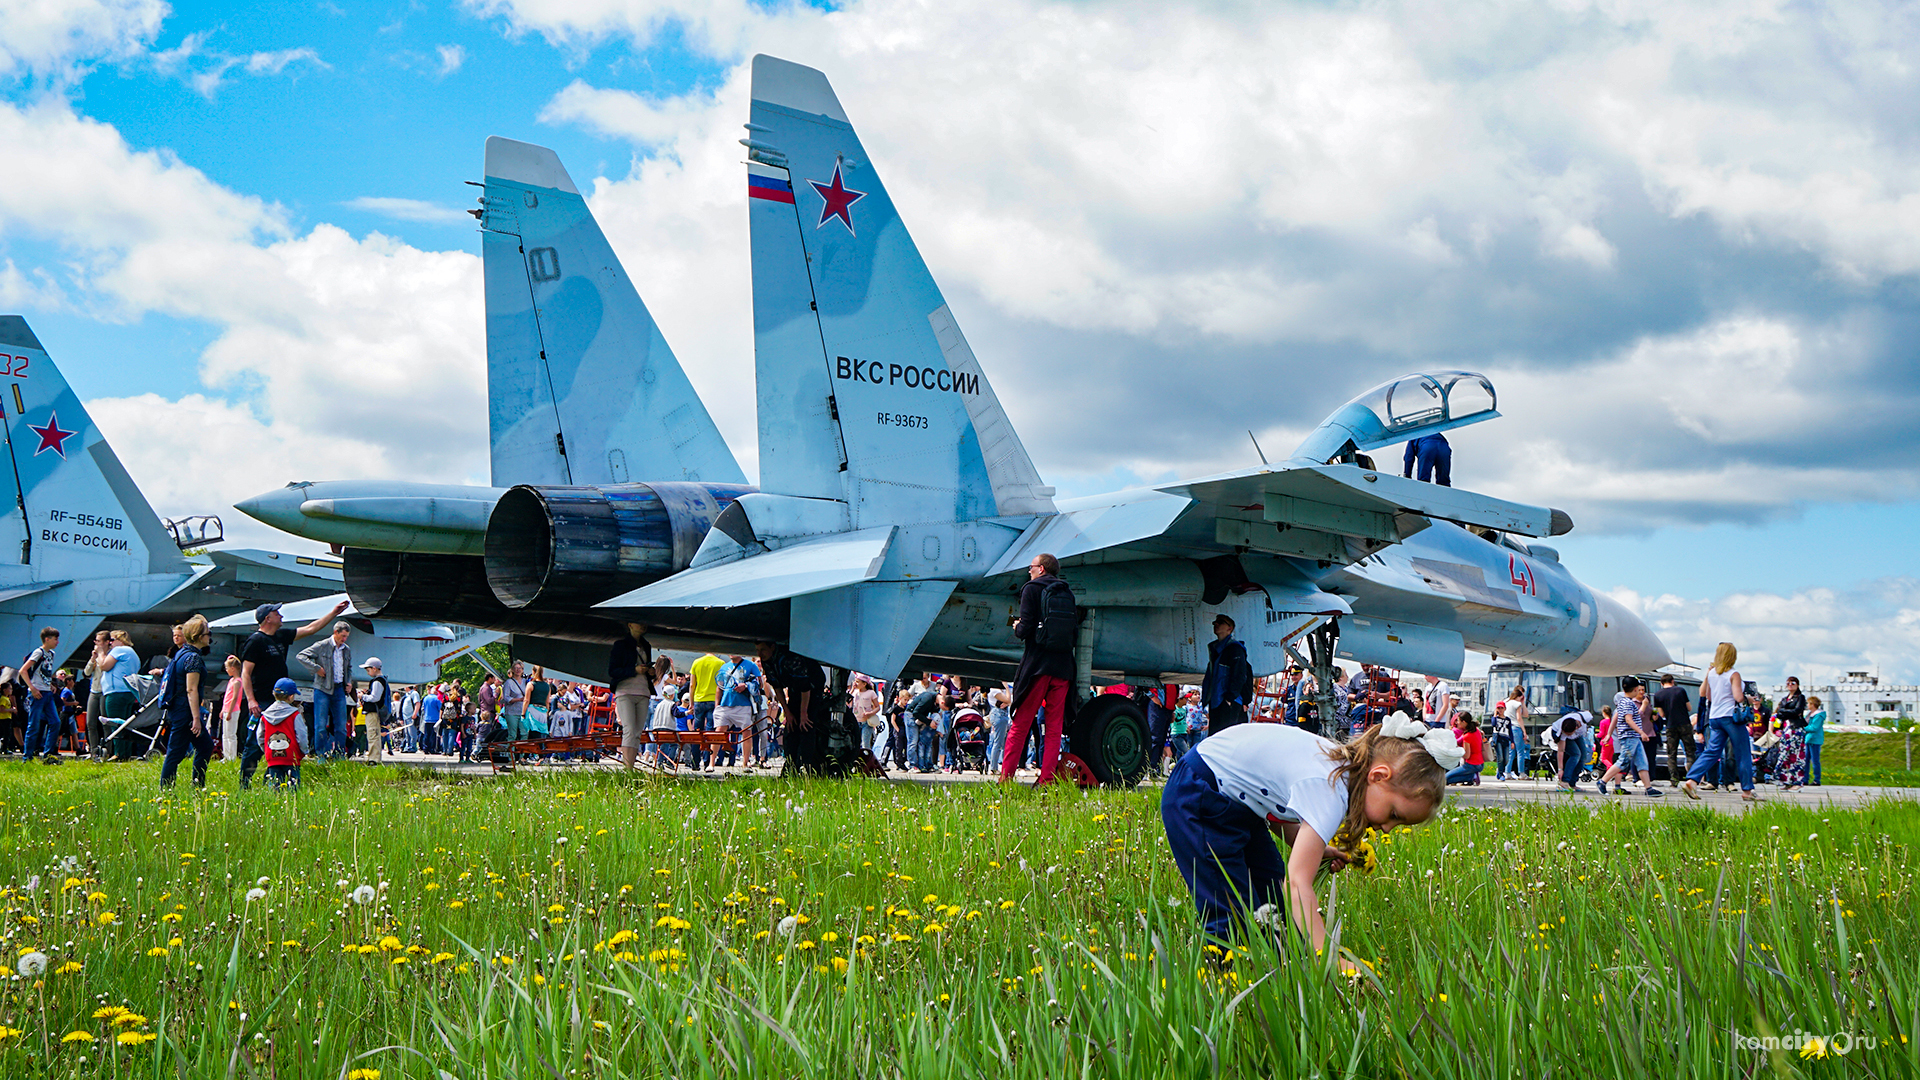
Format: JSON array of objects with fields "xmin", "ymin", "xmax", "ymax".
[
  {"xmin": 596, "ymin": 526, "xmax": 894, "ymax": 610},
  {"xmin": 0, "ymin": 579, "xmax": 69, "ymax": 606},
  {"xmin": 1160, "ymin": 463, "xmax": 1566, "ymax": 540},
  {"xmin": 790, "ymin": 580, "xmax": 957, "ymax": 680},
  {"xmin": 983, "ymin": 492, "xmax": 1192, "ymax": 577}
]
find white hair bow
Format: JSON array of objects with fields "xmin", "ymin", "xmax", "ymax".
[{"xmin": 1380, "ymin": 711, "xmax": 1467, "ymax": 771}]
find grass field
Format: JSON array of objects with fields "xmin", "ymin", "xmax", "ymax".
[
  {"xmin": 1817, "ymin": 732, "xmax": 1919, "ymax": 787},
  {"xmin": 1, "ymin": 760, "xmax": 1916, "ymax": 1079}
]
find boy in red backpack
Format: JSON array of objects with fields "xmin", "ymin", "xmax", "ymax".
[{"xmin": 260, "ymin": 677, "xmax": 309, "ymax": 790}]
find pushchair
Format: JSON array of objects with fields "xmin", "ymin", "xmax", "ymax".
[
  {"xmin": 100, "ymin": 673, "xmax": 166, "ymax": 759},
  {"xmin": 951, "ymin": 708, "xmax": 989, "ymax": 773}
]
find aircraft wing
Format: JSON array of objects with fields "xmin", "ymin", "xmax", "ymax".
[
  {"xmin": 595, "ymin": 526, "xmax": 895, "ymax": 611},
  {"xmin": 1159, "ymin": 462, "xmax": 1571, "ymax": 543}
]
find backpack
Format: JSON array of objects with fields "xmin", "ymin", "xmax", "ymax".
[{"xmin": 1033, "ymin": 580, "xmax": 1079, "ymax": 652}]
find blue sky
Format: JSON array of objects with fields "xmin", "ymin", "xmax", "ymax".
[{"xmin": 3, "ymin": 0, "xmax": 1918, "ymax": 686}]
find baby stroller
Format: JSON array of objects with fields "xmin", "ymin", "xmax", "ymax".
[{"xmin": 950, "ymin": 708, "xmax": 989, "ymax": 773}]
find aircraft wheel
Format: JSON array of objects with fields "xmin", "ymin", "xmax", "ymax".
[{"xmin": 1073, "ymin": 695, "xmax": 1149, "ymax": 788}]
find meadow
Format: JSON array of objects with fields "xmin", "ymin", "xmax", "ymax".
[{"xmin": 0, "ymin": 760, "xmax": 1915, "ymax": 1079}]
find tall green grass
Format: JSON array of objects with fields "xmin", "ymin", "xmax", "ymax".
[{"xmin": 0, "ymin": 759, "xmax": 1914, "ymax": 1078}]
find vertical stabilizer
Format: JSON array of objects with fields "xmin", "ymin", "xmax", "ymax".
[
  {"xmin": 746, "ymin": 56, "xmax": 1054, "ymax": 528},
  {"xmin": 481, "ymin": 137, "xmax": 747, "ymax": 488},
  {"xmin": 0, "ymin": 317, "xmax": 187, "ymax": 583}
]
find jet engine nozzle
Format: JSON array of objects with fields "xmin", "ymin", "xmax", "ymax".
[{"xmin": 483, "ymin": 482, "xmax": 752, "ymax": 610}]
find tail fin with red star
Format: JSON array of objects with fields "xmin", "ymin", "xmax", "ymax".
[
  {"xmin": 0, "ymin": 315, "xmax": 186, "ymax": 583},
  {"xmin": 744, "ymin": 54, "xmax": 1054, "ymax": 526}
]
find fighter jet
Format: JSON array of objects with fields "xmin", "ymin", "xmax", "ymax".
[
  {"xmin": 237, "ymin": 60, "xmax": 1669, "ymax": 783},
  {"xmin": 598, "ymin": 57, "xmax": 1669, "ymax": 779},
  {"xmin": 0, "ymin": 315, "xmax": 498, "ymax": 676}
]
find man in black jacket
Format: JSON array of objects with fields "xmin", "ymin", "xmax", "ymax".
[
  {"xmin": 1200, "ymin": 614, "xmax": 1253, "ymax": 733},
  {"xmin": 1002, "ymin": 552, "xmax": 1075, "ymax": 785}
]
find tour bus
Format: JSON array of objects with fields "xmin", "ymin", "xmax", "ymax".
[{"xmin": 1487, "ymin": 661, "xmax": 1702, "ymax": 780}]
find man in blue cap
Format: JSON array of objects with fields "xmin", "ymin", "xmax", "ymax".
[{"xmin": 238, "ymin": 599, "xmax": 347, "ymax": 789}]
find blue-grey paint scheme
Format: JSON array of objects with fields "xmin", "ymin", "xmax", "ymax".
[
  {"xmin": 481, "ymin": 137, "xmax": 746, "ymax": 489},
  {"xmin": 238, "ymin": 58, "xmax": 1669, "ymax": 686}
]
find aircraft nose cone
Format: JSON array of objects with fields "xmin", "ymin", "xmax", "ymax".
[
  {"xmin": 234, "ymin": 485, "xmax": 306, "ymax": 529},
  {"xmin": 1572, "ymin": 592, "xmax": 1671, "ymax": 675}
]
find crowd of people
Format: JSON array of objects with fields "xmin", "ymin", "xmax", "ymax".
[{"xmin": 0, "ymin": 575, "xmax": 1831, "ymax": 811}]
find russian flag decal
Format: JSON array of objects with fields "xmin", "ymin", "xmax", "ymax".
[{"xmin": 748, "ymin": 173, "xmax": 794, "ymax": 204}]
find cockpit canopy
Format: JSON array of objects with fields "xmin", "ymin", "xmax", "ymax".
[{"xmin": 1292, "ymin": 371, "xmax": 1499, "ymax": 465}]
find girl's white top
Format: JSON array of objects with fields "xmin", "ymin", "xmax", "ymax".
[
  {"xmin": 1704, "ymin": 670, "xmax": 1736, "ymax": 720},
  {"xmin": 1194, "ymin": 724, "xmax": 1350, "ymax": 843}
]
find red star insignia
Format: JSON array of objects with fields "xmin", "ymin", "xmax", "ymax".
[
  {"xmin": 29, "ymin": 412, "xmax": 74, "ymax": 458},
  {"xmin": 808, "ymin": 164, "xmax": 867, "ymax": 234}
]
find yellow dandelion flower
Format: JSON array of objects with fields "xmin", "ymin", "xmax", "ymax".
[
  {"xmin": 347, "ymin": 1070, "xmax": 381, "ymax": 1080},
  {"xmin": 96, "ymin": 912, "xmax": 117, "ymax": 925},
  {"xmin": 112, "ymin": 1013, "xmax": 146, "ymax": 1027},
  {"xmin": 62, "ymin": 1030, "xmax": 94, "ymax": 1043},
  {"xmin": 117, "ymin": 1030, "xmax": 158, "ymax": 1046},
  {"xmin": 167, "ymin": 937, "xmax": 182, "ymax": 947},
  {"xmin": 54, "ymin": 961, "xmax": 82, "ymax": 974},
  {"xmin": 378, "ymin": 936, "xmax": 403, "ymax": 951},
  {"xmin": 145, "ymin": 947, "xmax": 169, "ymax": 958},
  {"xmin": 93, "ymin": 1006, "xmax": 129, "ymax": 1020},
  {"xmin": 0, "ymin": 1026, "xmax": 21, "ymax": 1039},
  {"xmin": 431, "ymin": 952, "xmax": 456, "ymax": 965}
]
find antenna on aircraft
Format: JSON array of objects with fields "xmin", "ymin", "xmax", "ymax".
[{"xmin": 1248, "ymin": 431, "xmax": 1269, "ymax": 466}]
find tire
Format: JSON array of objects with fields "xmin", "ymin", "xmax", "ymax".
[{"xmin": 1073, "ymin": 695, "xmax": 1150, "ymax": 788}]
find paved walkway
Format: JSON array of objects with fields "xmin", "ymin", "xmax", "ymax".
[{"xmin": 374, "ymin": 751, "xmax": 1917, "ymax": 811}]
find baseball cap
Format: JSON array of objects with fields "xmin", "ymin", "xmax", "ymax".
[
  {"xmin": 254, "ymin": 603, "xmax": 283, "ymax": 622},
  {"xmin": 272, "ymin": 677, "xmax": 298, "ymax": 696},
  {"xmin": 361, "ymin": 657, "xmax": 383, "ymax": 670}
]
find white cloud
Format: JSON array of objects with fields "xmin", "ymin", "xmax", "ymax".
[
  {"xmin": 344, "ymin": 196, "xmax": 473, "ymax": 225},
  {"xmin": 1615, "ymin": 578, "xmax": 1920, "ymax": 687},
  {"xmin": 150, "ymin": 31, "xmax": 326, "ymax": 97},
  {"xmin": 0, "ymin": 96, "xmax": 486, "ymax": 538},
  {"xmin": 435, "ymin": 43, "xmax": 465, "ymax": 76},
  {"xmin": 486, "ymin": 0, "xmax": 1920, "ymax": 525},
  {"xmin": 0, "ymin": 0, "xmax": 165, "ymax": 82},
  {"xmin": 461, "ymin": 0, "xmax": 763, "ymax": 58},
  {"xmin": 0, "ymin": 258, "xmax": 67, "ymax": 309}
]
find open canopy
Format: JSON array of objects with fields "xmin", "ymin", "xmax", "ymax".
[{"xmin": 1291, "ymin": 371, "xmax": 1499, "ymax": 464}]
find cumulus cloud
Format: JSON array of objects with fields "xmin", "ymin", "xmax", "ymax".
[
  {"xmin": 0, "ymin": 96, "xmax": 485, "ymax": 548},
  {"xmin": 0, "ymin": 0, "xmax": 165, "ymax": 82},
  {"xmin": 1614, "ymin": 578, "xmax": 1920, "ymax": 687},
  {"xmin": 487, "ymin": 0, "xmax": 1920, "ymax": 533}
]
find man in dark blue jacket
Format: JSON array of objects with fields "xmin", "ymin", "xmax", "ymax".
[
  {"xmin": 1403, "ymin": 433, "xmax": 1452, "ymax": 486},
  {"xmin": 1201, "ymin": 614, "xmax": 1253, "ymax": 734}
]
